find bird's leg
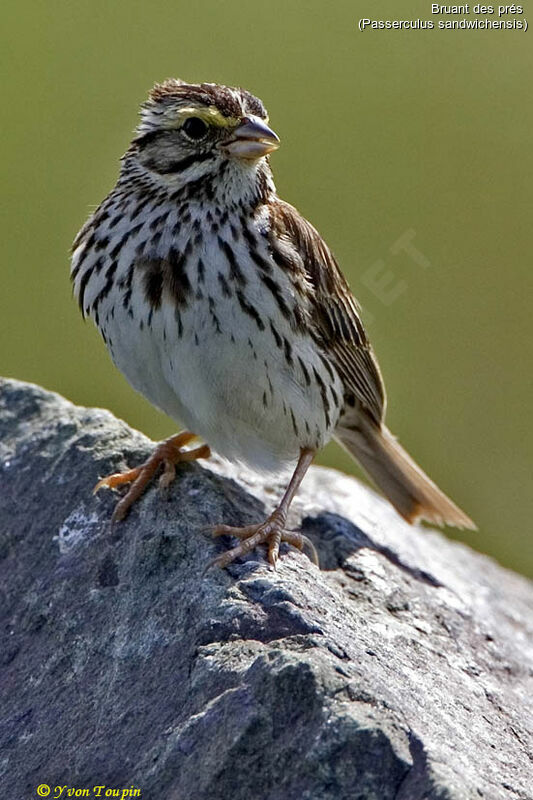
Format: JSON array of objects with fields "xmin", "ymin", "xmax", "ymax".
[
  {"xmin": 94, "ymin": 431, "xmax": 210, "ymax": 522},
  {"xmin": 209, "ymin": 448, "xmax": 317, "ymax": 569}
]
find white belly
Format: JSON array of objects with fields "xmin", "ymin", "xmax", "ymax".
[
  {"xmin": 103, "ymin": 313, "xmax": 338, "ymax": 473},
  {"xmin": 80, "ymin": 209, "xmax": 343, "ymax": 472},
  {"xmin": 103, "ymin": 298, "xmax": 339, "ymax": 472}
]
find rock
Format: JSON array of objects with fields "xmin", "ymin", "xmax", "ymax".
[{"xmin": 0, "ymin": 377, "xmax": 532, "ymax": 800}]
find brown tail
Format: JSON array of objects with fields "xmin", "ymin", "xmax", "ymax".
[{"xmin": 336, "ymin": 421, "xmax": 476, "ymax": 529}]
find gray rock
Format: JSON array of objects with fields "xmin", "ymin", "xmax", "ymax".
[{"xmin": 0, "ymin": 377, "xmax": 531, "ymax": 800}]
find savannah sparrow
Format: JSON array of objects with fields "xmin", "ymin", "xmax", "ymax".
[{"xmin": 71, "ymin": 79, "xmax": 475, "ymax": 569}]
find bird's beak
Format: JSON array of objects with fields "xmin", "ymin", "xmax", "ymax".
[{"xmin": 223, "ymin": 115, "xmax": 280, "ymax": 160}]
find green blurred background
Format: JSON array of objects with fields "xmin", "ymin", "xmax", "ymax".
[{"xmin": 2, "ymin": 1, "xmax": 531, "ymax": 576}]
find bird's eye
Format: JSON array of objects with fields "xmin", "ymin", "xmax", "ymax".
[{"xmin": 182, "ymin": 117, "xmax": 209, "ymax": 141}]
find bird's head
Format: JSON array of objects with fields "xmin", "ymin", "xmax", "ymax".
[{"xmin": 127, "ymin": 79, "xmax": 279, "ymax": 202}]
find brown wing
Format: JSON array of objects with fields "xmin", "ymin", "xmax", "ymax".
[{"xmin": 269, "ymin": 199, "xmax": 386, "ymax": 426}]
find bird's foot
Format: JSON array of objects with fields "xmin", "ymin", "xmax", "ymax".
[
  {"xmin": 94, "ymin": 431, "xmax": 210, "ymax": 522},
  {"xmin": 207, "ymin": 509, "xmax": 318, "ymax": 570}
]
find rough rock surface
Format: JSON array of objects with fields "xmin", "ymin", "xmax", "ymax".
[{"xmin": 1, "ymin": 377, "xmax": 532, "ymax": 800}]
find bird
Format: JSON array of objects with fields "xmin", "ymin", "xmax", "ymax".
[{"xmin": 71, "ymin": 79, "xmax": 475, "ymax": 569}]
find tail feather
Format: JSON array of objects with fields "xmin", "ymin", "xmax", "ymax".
[{"xmin": 336, "ymin": 422, "xmax": 476, "ymax": 530}]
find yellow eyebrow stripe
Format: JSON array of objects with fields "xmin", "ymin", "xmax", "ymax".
[{"xmin": 177, "ymin": 106, "xmax": 240, "ymax": 128}]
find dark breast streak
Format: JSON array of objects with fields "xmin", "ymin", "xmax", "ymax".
[
  {"xmin": 72, "ymin": 185, "xmax": 343, "ymax": 450},
  {"xmin": 137, "ymin": 248, "xmax": 192, "ymax": 310}
]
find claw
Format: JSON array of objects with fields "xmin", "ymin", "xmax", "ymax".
[
  {"xmin": 93, "ymin": 468, "xmax": 141, "ymax": 494},
  {"xmin": 206, "ymin": 511, "xmax": 318, "ymax": 570},
  {"xmin": 282, "ymin": 531, "xmax": 319, "ymax": 565},
  {"xmin": 158, "ymin": 460, "xmax": 176, "ymax": 490},
  {"xmin": 93, "ymin": 432, "xmax": 210, "ymax": 521}
]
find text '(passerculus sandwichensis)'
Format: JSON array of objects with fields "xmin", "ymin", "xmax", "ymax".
[{"xmin": 71, "ymin": 79, "xmax": 475, "ymax": 569}]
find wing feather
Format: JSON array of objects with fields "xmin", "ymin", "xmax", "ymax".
[{"xmin": 269, "ymin": 200, "xmax": 386, "ymax": 425}]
